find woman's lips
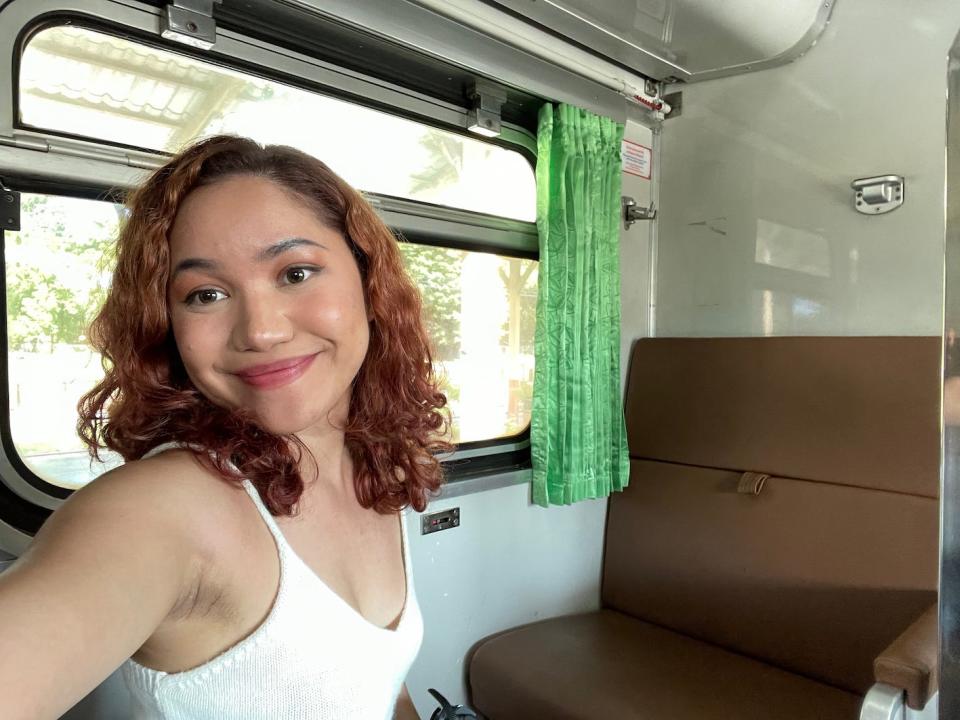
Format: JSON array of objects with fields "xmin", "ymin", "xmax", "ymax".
[{"xmin": 233, "ymin": 353, "xmax": 318, "ymax": 389}]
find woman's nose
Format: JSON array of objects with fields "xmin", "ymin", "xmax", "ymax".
[{"xmin": 230, "ymin": 293, "xmax": 294, "ymax": 352}]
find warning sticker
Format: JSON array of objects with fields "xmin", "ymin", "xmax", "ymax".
[{"xmin": 621, "ymin": 140, "xmax": 652, "ymax": 179}]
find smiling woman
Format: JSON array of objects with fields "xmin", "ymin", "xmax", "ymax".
[
  {"xmin": 0, "ymin": 135, "xmax": 452, "ymax": 720},
  {"xmin": 166, "ymin": 177, "xmax": 371, "ymax": 444},
  {"xmin": 79, "ymin": 135, "xmax": 453, "ymax": 516}
]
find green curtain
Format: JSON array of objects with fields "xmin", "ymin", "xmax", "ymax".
[{"xmin": 531, "ymin": 103, "xmax": 630, "ymax": 507}]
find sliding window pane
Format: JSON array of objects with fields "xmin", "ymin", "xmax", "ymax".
[{"xmin": 19, "ymin": 26, "xmax": 535, "ymax": 221}]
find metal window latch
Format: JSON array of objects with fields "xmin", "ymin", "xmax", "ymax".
[
  {"xmin": 851, "ymin": 175, "xmax": 904, "ymax": 215},
  {"xmin": 0, "ymin": 179, "xmax": 20, "ymax": 232},
  {"xmin": 622, "ymin": 196, "xmax": 656, "ymax": 228},
  {"xmin": 466, "ymin": 79, "xmax": 507, "ymax": 138},
  {"xmin": 161, "ymin": 0, "xmax": 222, "ymax": 50}
]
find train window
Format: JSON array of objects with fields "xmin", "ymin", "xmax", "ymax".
[
  {"xmin": 5, "ymin": 193, "xmax": 537, "ymax": 488},
  {"xmin": 5, "ymin": 194, "xmax": 123, "ymax": 488},
  {"xmin": 397, "ymin": 245, "xmax": 537, "ymax": 445},
  {"xmin": 18, "ymin": 26, "xmax": 536, "ymax": 221}
]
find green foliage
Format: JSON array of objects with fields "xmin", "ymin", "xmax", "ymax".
[
  {"xmin": 398, "ymin": 243, "xmax": 464, "ymax": 361},
  {"xmin": 6, "ymin": 195, "xmax": 118, "ymax": 352}
]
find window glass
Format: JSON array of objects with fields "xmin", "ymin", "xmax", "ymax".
[
  {"xmin": 19, "ymin": 26, "xmax": 536, "ymax": 221},
  {"xmin": 398, "ymin": 244, "xmax": 537, "ymax": 444},
  {"xmin": 5, "ymin": 194, "xmax": 537, "ymax": 488},
  {"xmin": 5, "ymin": 195, "xmax": 123, "ymax": 488}
]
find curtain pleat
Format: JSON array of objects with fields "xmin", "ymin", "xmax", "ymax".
[{"xmin": 531, "ymin": 103, "xmax": 630, "ymax": 507}]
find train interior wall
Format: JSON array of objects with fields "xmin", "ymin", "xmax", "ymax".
[
  {"xmin": 656, "ymin": 0, "xmax": 960, "ymax": 339},
  {"xmin": 56, "ymin": 0, "xmax": 960, "ymax": 716}
]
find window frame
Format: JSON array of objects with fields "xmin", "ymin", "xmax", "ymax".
[{"xmin": 0, "ymin": 1, "xmax": 543, "ymax": 539}]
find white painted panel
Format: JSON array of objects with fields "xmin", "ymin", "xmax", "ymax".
[
  {"xmin": 404, "ymin": 482, "xmax": 608, "ymax": 716},
  {"xmin": 484, "ymin": 0, "xmax": 831, "ymax": 82},
  {"xmin": 621, "ymin": 115, "xmax": 656, "ymax": 385},
  {"xmin": 507, "ymin": 0, "xmax": 824, "ymax": 70},
  {"xmin": 656, "ymin": 0, "xmax": 960, "ymax": 337}
]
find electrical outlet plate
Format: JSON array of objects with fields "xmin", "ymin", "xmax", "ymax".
[{"xmin": 421, "ymin": 508, "xmax": 460, "ymax": 535}]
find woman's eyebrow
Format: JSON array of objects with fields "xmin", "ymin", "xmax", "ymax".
[
  {"xmin": 171, "ymin": 257, "xmax": 218, "ymax": 281},
  {"xmin": 257, "ymin": 237, "xmax": 327, "ymax": 260},
  {"xmin": 170, "ymin": 238, "xmax": 327, "ymax": 281}
]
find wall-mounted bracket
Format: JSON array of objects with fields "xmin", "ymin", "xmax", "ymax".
[
  {"xmin": 851, "ymin": 175, "xmax": 904, "ymax": 215},
  {"xmin": 161, "ymin": 0, "xmax": 222, "ymax": 50},
  {"xmin": 466, "ymin": 80, "xmax": 507, "ymax": 138},
  {"xmin": 623, "ymin": 196, "xmax": 656, "ymax": 229},
  {"xmin": 663, "ymin": 91, "xmax": 682, "ymax": 119}
]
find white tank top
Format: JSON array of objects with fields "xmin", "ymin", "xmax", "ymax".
[{"xmin": 122, "ymin": 448, "xmax": 423, "ymax": 720}]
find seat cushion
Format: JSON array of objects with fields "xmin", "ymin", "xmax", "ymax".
[
  {"xmin": 468, "ymin": 610, "xmax": 861, "ymax": 720},
  {"xmin": 603, "ymin": 460, "xmax": 937, "ymax": 694}
]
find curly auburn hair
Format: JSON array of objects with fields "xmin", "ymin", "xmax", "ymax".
[{"xmin": 78, "ymin": 135, "xmax": 451, "ymax": 515}]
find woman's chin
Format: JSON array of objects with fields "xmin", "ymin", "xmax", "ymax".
[{"xmin": 253, "ymin": 408, "xmax": 343, "ymax": 440}]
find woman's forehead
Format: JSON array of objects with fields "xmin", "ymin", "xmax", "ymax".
[{"xmin": 169, "ymin": 176, "xmax": 343, "ymax": 259}]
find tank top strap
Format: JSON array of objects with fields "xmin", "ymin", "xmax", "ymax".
[
  {"xmin": 236, "ymin": 479, "xmax": 294, "ymax": 621},
  {"xmin": 142, "ymin": 442, "xmax": 293, "ymax": 562},
  {"xmin": 239, "ymin": 479, "xmax": 289, "ymax": 549}
]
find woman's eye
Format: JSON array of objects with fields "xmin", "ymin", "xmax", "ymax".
[
  {"xmin": 186, "ymin": 288, "xmax": 226, "ymax": 306},
  {"xmin": 282, "ymin": 266, "xmax": 318, "ymax": 285}
]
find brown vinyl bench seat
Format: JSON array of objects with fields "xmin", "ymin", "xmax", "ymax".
[
  {"xmin": 468, "ymin": 337, "xmax": 940, "ymax": 720},
  {"xmin": 470, "ymin": 610, "xmax": 861, "ymax": 720}
]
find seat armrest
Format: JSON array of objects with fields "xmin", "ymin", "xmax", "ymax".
[{"xmin": 873, "ymin": 604, "xmax": 938, "ymax": 710}]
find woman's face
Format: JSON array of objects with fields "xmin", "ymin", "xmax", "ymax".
[{"xmin": 167, "ymin": 175, "xmax": 369, "ymax": 439}]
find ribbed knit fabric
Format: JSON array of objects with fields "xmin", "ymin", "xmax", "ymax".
[{"xmin": 122, "ymin": 449, "xmax": 423, "ymax": 720}]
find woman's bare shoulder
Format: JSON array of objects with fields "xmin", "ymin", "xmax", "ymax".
[
  {"xmin": 86, "ymin": 447, "xmax": 230, "ymax": 495},
  {"xmin": 42, "ymin": 448, "xmax": 246, "ymax": 556},
  {"xmin": 0, "ymin": 450, "xmax": 248, "ymax": 719}
]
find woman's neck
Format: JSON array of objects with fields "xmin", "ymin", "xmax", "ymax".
[{"xmin": 295, "ymin": 429, "xmax": 354, "ymax": 495}]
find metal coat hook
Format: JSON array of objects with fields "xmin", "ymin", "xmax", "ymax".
[
  {"xmin": 851, "ymin": 175, "xmax": 904, "ymax": 215},
  {"xmin": 622, "ymin": 196, "xmax": 656, "ymax": 229}
]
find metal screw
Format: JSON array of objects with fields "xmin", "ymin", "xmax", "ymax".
[{"xmin": 186, "ymin": 21, "xmax": 198, "ymax": 32}]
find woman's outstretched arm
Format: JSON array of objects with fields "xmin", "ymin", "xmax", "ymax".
[{"xmin": 0, "ymin": 462, "xmax": 205, "ymax": 719}]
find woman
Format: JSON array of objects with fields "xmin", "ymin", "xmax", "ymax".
[{"xmin": 0, "ymin": 135, "xmax": 451, "ymax": 719}]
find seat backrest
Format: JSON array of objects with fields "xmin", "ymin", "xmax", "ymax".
[{"xmin": 602, "ymin": 337, "xmax": 939, "ymax": 695}]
